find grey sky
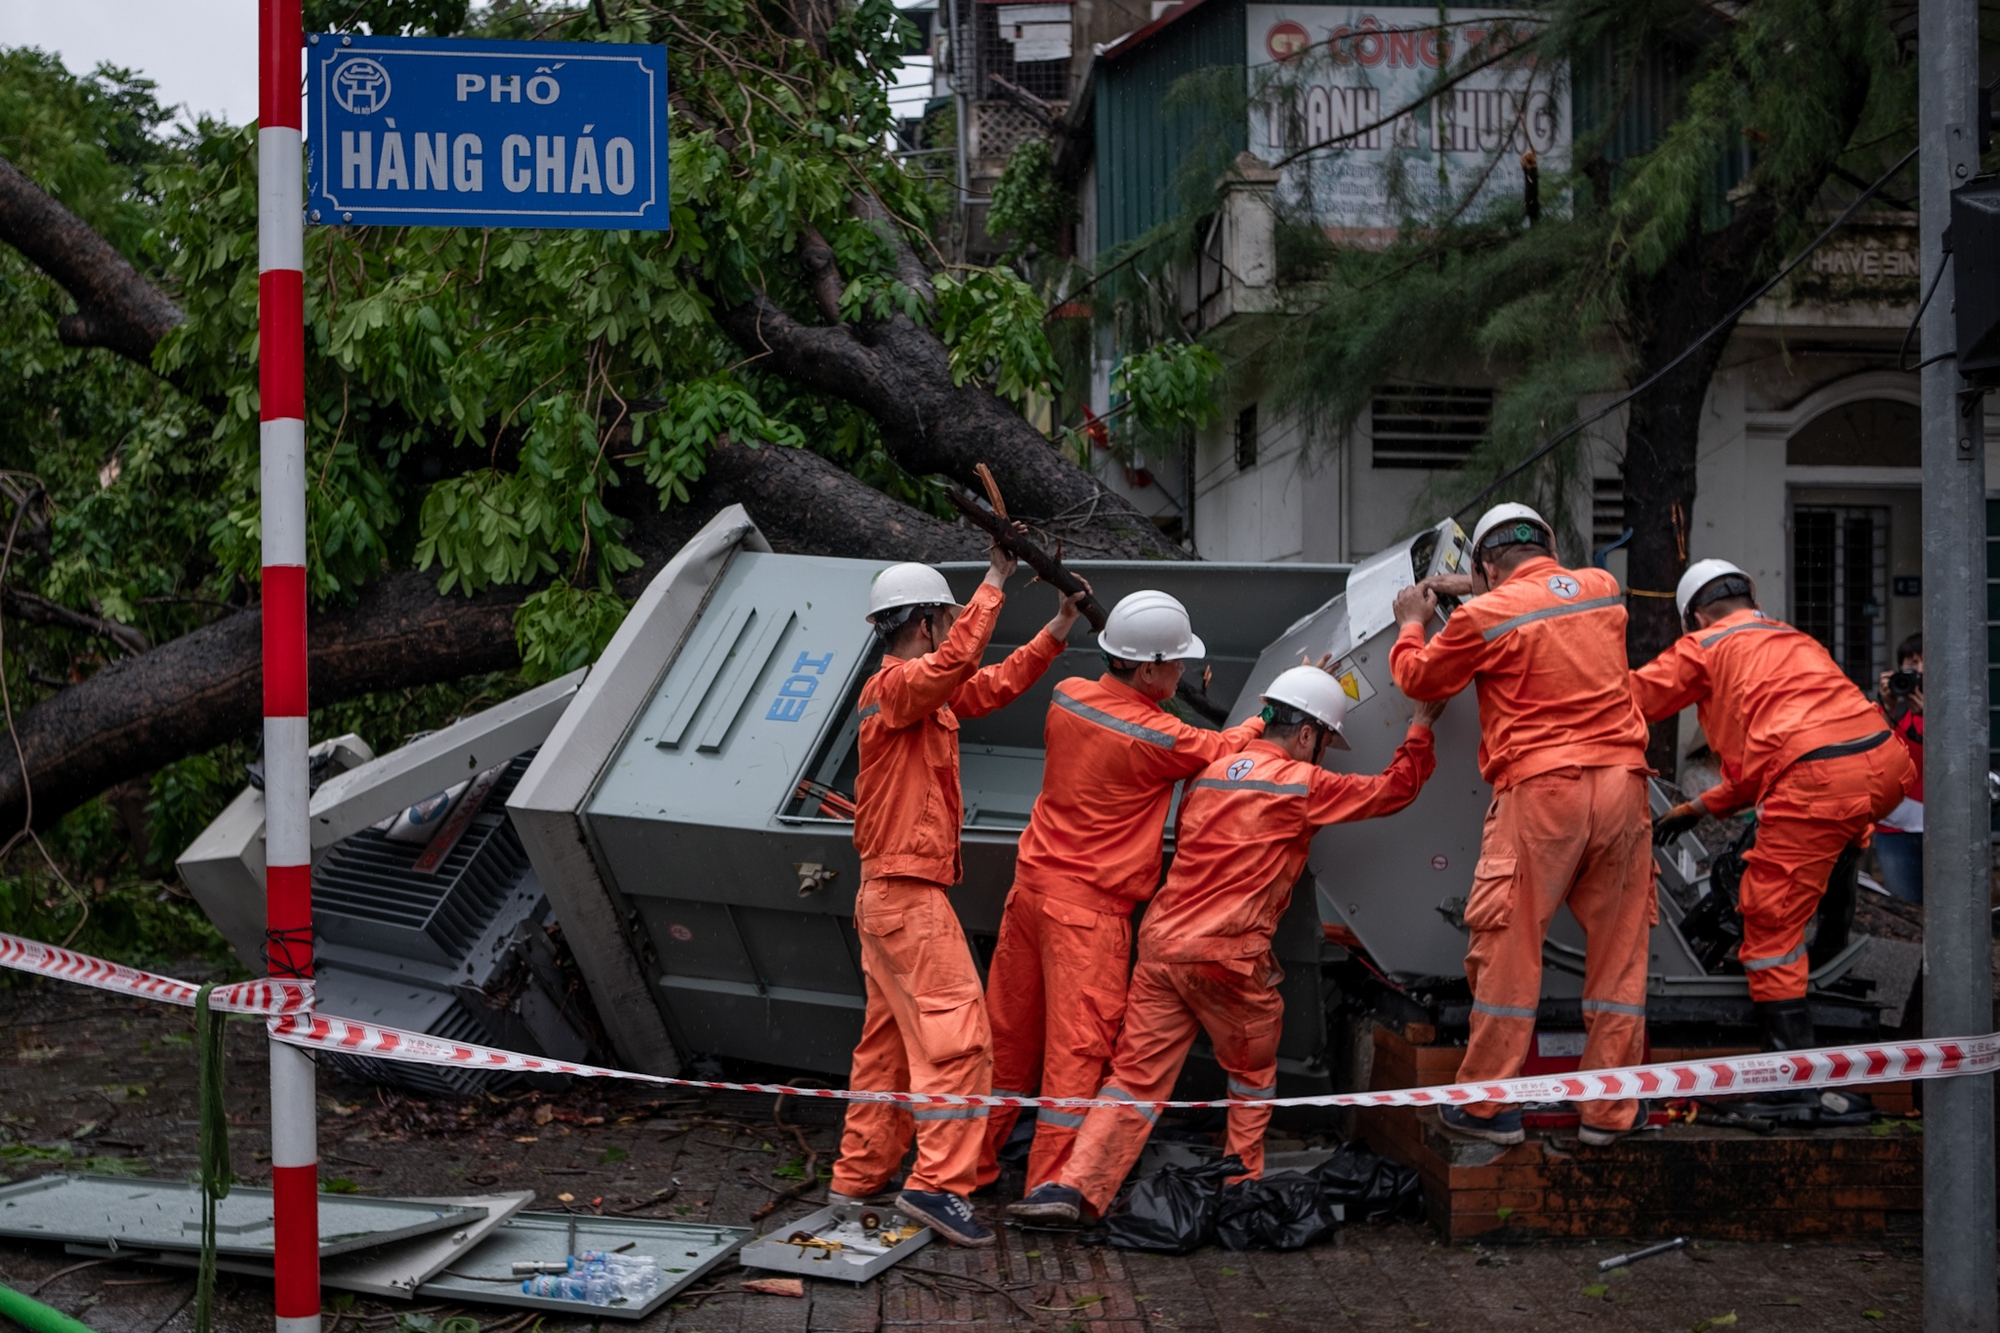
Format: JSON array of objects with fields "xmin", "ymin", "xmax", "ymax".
[{"xmin": 0, "ymin": 0, "xmax": 259, "ymax": 126}]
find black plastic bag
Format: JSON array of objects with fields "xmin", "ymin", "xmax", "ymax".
[
  {"xmin": 1311, "ymin": 1144, "xmax": 1424, "ymax": 1223},
  {"xmin": 1215, "ymin": 1171, "xmax": 1340, "ymax": 1251},
  {"xmin": 1104, "ymin": 1155, "xmax": 1244, "ymax": 1253}
]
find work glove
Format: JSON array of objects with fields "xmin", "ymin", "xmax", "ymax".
[{"xmin": 1652, "ymin": 802, "xmax": 1703, "ymax": 846}]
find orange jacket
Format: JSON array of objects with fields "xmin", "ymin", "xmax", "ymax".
[
  {"xmin": 1014, "ymin": 675, "xmax": 1266, "ymax": 914},
  {"xmin": 1139, "ymin": 728, "xmax": 1437, "ymax": 963},
  {"xmin": 1629, "ymin": 607, "xmax": 1892, "ymax": 818},
  {"xmin": 853, "ymin": 583, "xmax": 1064, "ymax": 884},
  {"xmin": 1389, "ymin": 556, "xmax": 1648, "ymax": 791}
]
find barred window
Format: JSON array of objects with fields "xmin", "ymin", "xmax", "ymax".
[
  {"xmin": 1235, "ymin": 404, "xmax": 1259, "ymax": 470},
  {"xmin": 1592, "ymin": 476, "xmax": 1625, "ymax": 545},
  {"xmin": 1370, "ymin": 386, "xmax": 1493, "ymax": 469}
]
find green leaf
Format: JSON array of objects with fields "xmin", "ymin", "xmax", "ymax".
[
  {"xmin": 1582, "ymin": 1284, "xmax": 1609, "ymax": 1299},
  {"xmin": 598, "ymin": 1146, "xmax": 628, "ymax": 1164},
  {"xmin": 322, "ymin": 1177, "xmax": 361, "ymax": 1194}
]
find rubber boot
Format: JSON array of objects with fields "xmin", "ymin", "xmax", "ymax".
[
  {"xmin": 1749, "ymin": 998, "xmax": 1824, "ymax": 1120},
  {"xmin": 1754, "ymin": 998, "xmax": 1815, "ymax": 1051}
]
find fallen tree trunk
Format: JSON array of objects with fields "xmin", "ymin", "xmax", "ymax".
[{"xmin": 0, "ymin": 440, "xmax": 986, "ymax": 834}]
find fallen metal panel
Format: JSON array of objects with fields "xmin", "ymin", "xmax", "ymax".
[
  {"xmin": 414, "ymin": 1211, "xmax": 749, "ymax": 1319},
  {"xmin": 310, "ymin": 670, "xmax": 586, "ymax": 851},
  {"xmin": 508, "ymin": 504, "xmax": 772, "ymax": 1077},
  {"xmin": 739, "ymin": 1202, "xmax": 931, "ymax": 1283},
  {"xmin": 94, "ymin": 1193, "xmax": 535, "ymax": 1299},
  {"xmin": 0, "ymin": 1175, "xmax": 483, "ymax": 1258}
]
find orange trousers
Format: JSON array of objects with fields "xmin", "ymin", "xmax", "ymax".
[
  {"xmin": 830, "ymin": 877, "xmax": 993, "ymax": 1199},
  {"xmin": 1739, "ymin": 741, "xmax": 1912, "ymax": 1002},
  {"xmin": 978, "ymin": 886, "xmax": 1132, "ymax": 1190},
  {"xmin": 1457, "ymin": 766, "xmax": 1654, "ymax": 1133},
  {"xmin": 1055, "ymin": 955, "xmax": 1283, "ymax": 1218}
]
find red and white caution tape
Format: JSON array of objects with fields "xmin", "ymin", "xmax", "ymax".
[
  {"xmin": 0, "ymin": 931, "xmax": 313, "ymax": 1016},
  {"xmin": 268, "ymin": 1010, "xmax": 2000, "ymax": 1112},
  {"xmin": 6, "ymin": 929, "xmax": 1995, "ymax": 1111}
]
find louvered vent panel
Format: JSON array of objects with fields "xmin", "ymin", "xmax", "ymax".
[{"xmin": 313, "ymin": 751, "xmax": 536, "ymax": 963}]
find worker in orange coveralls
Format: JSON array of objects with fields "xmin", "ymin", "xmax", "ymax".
[
  {"xmin": 1007, "ymin": 667, "xmax": 1441, "ymax": 1223},
  {"xmin": 828, "ymin": 547, "xmax": 1089, "ymax": 1247},
  {"xmin": 1389, "ymin": 504, "xmax": 1655, "ymax": 1148},
  {"xmin": 978, "ymin": 591, "xmax": 1266, "ymax": 1197},
  {"xmin": 1638, "ymin": 559, "xmax": 1912, "ymax": 1064}
]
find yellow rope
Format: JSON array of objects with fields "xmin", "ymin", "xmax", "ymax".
[{"xmin": 1626, "ymin": 588, "xmax": 1677, "ymax": 598}]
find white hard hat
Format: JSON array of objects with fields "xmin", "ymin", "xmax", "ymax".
[
  {"xmin": 1469, "ymin": 502, "xmax": 1553, "ymax": 554},
  {"xmin": 1261, "ymin": 665, "xmax": 1351, "ymax": 747},
  {"xmin": 867, "ymin": 562, "xmax": 958, "ymax": 621},
  {"xmin": 1098, "ymin": 590, "xmax": 1206, "ymax": 662},
  {"xmin": 1676, "ymin": 558, "xmax": 1752, "ymax": 620}
]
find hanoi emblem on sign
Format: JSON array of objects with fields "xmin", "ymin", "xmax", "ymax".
[{"xmin": 333, "ymin": 58, "xmax": 393, "ymax": 113}]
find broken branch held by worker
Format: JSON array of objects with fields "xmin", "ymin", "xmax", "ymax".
[
  {"xmin": 1388, "ymin": 504, "xmax": 1656, "ymax": 1149},
  {"xmin": 1632, "ymin": 561, "xmax": 1913, "ymax": 1076},
  {"xmin": 827, "ymin": 540, "xmax": 1091, "ymax": 1248},
  {"xmin": 978, "ymin": 590, "xmax": 1267, "ymax": 1199},
  {"xmin": 1006, "ymin": 666, "xmax": 1441, "ymax": 1226}
]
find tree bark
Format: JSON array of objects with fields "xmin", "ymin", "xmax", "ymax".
[
  {"xmin": 1620, "ymin": 217, "xmax": 1767, "ymax": 773},
  {"xmin": 0, "ymin": 154, "xmax": 183, "ymax": 368},
  {"xmin": 716, "ymin": 292, "xmax": 1182, "ymax": 558}
]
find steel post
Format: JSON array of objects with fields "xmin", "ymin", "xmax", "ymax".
[
  {"xmin": 1919, "ymin": 1, "xmax": 1996, "ymax": 1328},
  {"xmin": 258, "ymin": 1, "xmax": 320, "ymax": 1328}
]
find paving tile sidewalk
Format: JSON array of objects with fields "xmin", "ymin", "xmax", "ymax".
[{"xmin": 0, "ymin": 977, "xmax": 1943, "ymax": 1332}]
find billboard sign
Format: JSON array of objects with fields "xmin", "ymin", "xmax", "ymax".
[
  {"xmin": 1245, "ymin": 7, "xmax": 1568, "ymax": 240},
  {"xmin": 306, "ymin": 34, "xmax": 669, "ymax": 230}
]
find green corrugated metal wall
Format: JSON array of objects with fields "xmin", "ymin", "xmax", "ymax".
[{"xmin": 1094, "ymin": 0, "xmax": 1248, "ymax": 252}]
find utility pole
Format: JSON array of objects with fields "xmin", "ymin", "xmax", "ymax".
[
  {"xmin": 1919, "ymin": 2, "xmax": 1996, "ymax": 1329},
  {"xmin": 258, "ymin": 1, "xmax": 321, "ymax": 1326}
]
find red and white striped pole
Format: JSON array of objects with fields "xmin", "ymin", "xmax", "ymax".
[{"xmin": 258, "ymin": 0, "xmax": 320, "ymax": 1325}]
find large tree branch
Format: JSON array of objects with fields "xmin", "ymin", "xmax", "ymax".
[
  {"xmin": 0, "ymin": 439, "xmax": 986, "ymax": 834},
  {"xmin": 0, "ymin": 154, "xmax": 183, "ymax": 368},
  {"xmin": 2, "ymin": 587, "xmax": 151, "ymax": 656},
  {"xmin": 716, "ymin": 291, "xmax": 1182, "ymax": 558}
]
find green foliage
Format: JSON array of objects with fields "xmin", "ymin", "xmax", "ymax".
[
  {"xmin": 1111, "ymin": 342, "xmax": 1224, "ymax": 436},
  {"xmin": 932, "ymin": 267, "xmax": 1062, "ymax": 404},
  {"xmin": 516, "ymin": 584, "xmax": 631, "ymax": 683},
  {"xmin": 988, "ymin": 137, "xmax": 1073, "ymax": 259},
  {"xmin": 0, "ymin": 1141, "xmax": 149, "ymax": 1175}
]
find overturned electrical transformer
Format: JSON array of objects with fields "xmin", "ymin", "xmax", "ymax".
[{"xmin": 180, "ymin": 506, "xmax": 1914, "ymax": 1100}]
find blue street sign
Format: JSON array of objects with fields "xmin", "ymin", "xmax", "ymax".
[{"xmin": 306, "ymin": 34, "xmax": 669, "ymax": 230}]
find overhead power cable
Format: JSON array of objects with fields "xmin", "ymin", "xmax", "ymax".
[{"xmin": 1454, "ymin": 144, "xmax": 1921, "ymax": 521}]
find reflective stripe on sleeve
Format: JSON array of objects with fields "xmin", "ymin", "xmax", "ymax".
[
  {"xmin": 1741, "ymin": 942, "xmax": 1809, "ymax": 972},
  {"xmin": 1036, "ymin": 1108, "xmax": 1086, "ymax": 1128},
  {"xmin": 1473, "ymin": 1000, "xmax": 1538, "ymax": 1020},
  {"xmin": 1226, "ymin": 1077, "xmax": 1277, "ymax": 1099},
  {"xmin": 1053, "ymin": 691, "xmax": 1178, "ymax": 748},
  {"xmin": 1480, "ymin": 594, "xmax": 1625, "ymax": 641},
  {"xmin": 1191, "ymin": 778, "xmax": 1311, "ymax": 796},
  {"xmin": 857, "ymin": 702, "xmax": 881, "ymax": 720}
]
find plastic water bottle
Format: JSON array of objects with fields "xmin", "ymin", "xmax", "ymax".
[{"xmin": 519, "ymin": 1273, "xmax": 613, "ymax": 1306}]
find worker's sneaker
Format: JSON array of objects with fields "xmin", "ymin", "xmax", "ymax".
[
  {"xmin": 1577, "ymin": 1101, "xmax": 1653, "ymax": 1147},
  {"xmin": 1437, "ymin": 1105, "xmax": 1525, "ymax": 1145},
  {"xmin": 896, "ymin": 1190, "xmax": 995, "ymax": 1247},
  {"xmin": 1005, "ymin": 1182, "xmax": 1083, "ymax": 1224}
]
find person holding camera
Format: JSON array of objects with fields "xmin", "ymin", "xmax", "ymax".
[{"xmin": 1874, "ymin": 634, "xmax": 1923, "ymax": 903}]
